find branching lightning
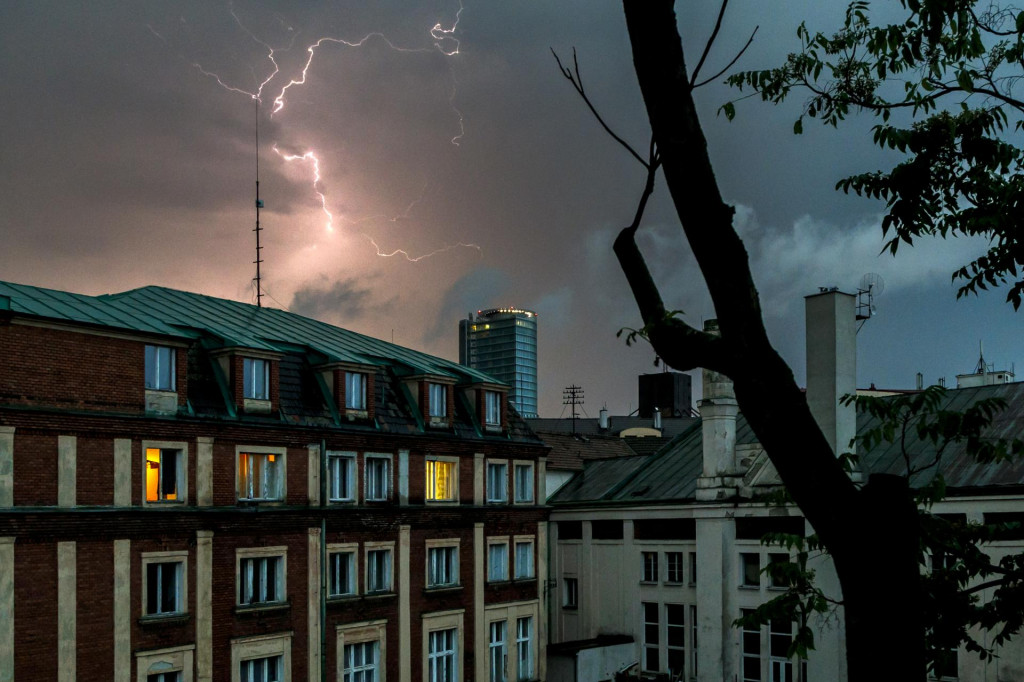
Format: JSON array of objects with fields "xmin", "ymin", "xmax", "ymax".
[{"xmin": 153, "ymin": 1, "xmax": 476, "ymax": 263}]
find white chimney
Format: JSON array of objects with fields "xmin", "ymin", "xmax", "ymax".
[
  {"xmin": 599, "ymin": 407, "xmax": 609, "ymax": 430},
  {"xmin": 696, "ymin": 319, "xmax": 740, "ymax": 500},
  {"xmin": 805, "ymin": 289, "xmax": 857, "ymax": 458},
  {"xmin": 653, "ymin": 407, "xmax": 662, "ymax": 430}
]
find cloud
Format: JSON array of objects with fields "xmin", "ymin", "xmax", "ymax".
[
  {"xmin": 426, "ymin": 267, "xmax": 513, "ymax": 342},
  {"xmin": 290, "ymin": 276, "xmax": 373, "ymax": 322}
]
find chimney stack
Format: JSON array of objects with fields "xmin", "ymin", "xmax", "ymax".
[
  {"xmin": 696, "ymin": 319, "xmax": 741, "ymax": 500},
  {"xmin": 805, "ymin": 289, "xmax": 857, "ymax": 458}
]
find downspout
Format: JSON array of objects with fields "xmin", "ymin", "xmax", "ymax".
[{"xmin": 320, "ymin": 438, "xmax": 328, "ymax": 682}]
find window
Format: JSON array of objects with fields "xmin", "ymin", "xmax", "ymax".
[
  {"xmin": 642, "ymin": 552, "xmax": 659, "ymax": 583},
  {"xmin": 429, "ymin": 382, "xmax": 447, "ymax": 418},
  {"xmin": 145, "ymin": 345, "xmax": 175, "ymax": 391},
  {"xmin": 489, "ymin": 621, "xmax": 507, "ymax": 682},
  {"xmin": 365, "ymin": 456, "xmax": 390, "ymax": 501},
  {"xmin": 147, "ymin": 673, "xmax": 181, "ymax": 682},
  {"xmin": 366, "ymin": 547, "xmax": 392, "ymax": 593},
  {"xmin": 667, "ymin": 604, "xmax": 685, "ymax": 676},
  {"xmin": 689, "ymin": 552, "xmax": 698, "ymax": 585},
  {"xmin": 240, "ymin": 656, "xmax": 281, "ymax": 682},
  {"xmin": 769, "ymin": 620, "xmax": 794, "ymax": 682},
  {"xmin": 238, "ymin": 553, "xmax": 284, "ymax": 606},
  {"xmin": 145, "ymin": 447, "xmax": 183, "ymax": 502},
  {"xmin": 516, "ymin": 617, "xmax": 533, "ymax": 681},
  {"xmin": 741, "ymin": 553, "xmax": 761, "ymax": 587},
  {"xmin": 137, "ymin": 645, "xmax": 192, "ymax": 682},
  {"xmin": 427, "ymin": 545, "xmax": 459, "ymax": 588},
  {"xmin": 427, "ymin": 628, "xmax": 458, "ymax": 682},
  {"xmin": 328, "ymin": 452, "xmax": 355, "ymax": 502},
  {"xmin": 642, "ymin": 602, "xmax": 659, "ymax": 671},
  {"xmin": 328, "ymin": 550, "xmax": 356, "ymax": 597},
  {"xmin": 144, "ymin": 559, "xmax": 184, "ymax": 616},
  {"xmin": 426, "ymin": 458, "xmax": 457, "ymax": 502},
  {"xmin": 485, "ymin": 390, "xmax": 502, "ymax": 427},
  {"xmin": 513, "ymin": 463, "xmax": 534, "ymax": 503},
  {"xmin": 344, "ymin": 641, "xmax": 379, "ymax": 682},
  {"xmin": 691, "ymin": 605, "xmax": 698, "ymax": 678},
  {"xmin": 346, "ymin": 371, "xmax": 368, "ymax": 410},
  {"xmin": 666, "ymin": 552, "xmax": 684, "ymax": 583},
  {"xmin": 563, "ymin": 577, "xmax": 578, "ymax": 608},
  {"xmin": 741, "ymin": 609, "xmax": 761, "ymax": 682},
  {"xmin": 238, "ymin": 451, "xmax": 283, "ymax": 501},
  {"xmin": 514, "ymin": 539, "xmax": 534, "ymax": 580},
  {"xmin": 243, "ymin": 358, "xmax": 269, "ymax": 400},
  {"xmin": 768, "ymin": 553, "xmax": 789, "ymax": 589},
  {"xmin": 486, "ymin": 461, "xmax": 508, "ymax": 503},
  {"xmin": 488, "ymin": 541, "xmax": 509, "ymax": 582}
]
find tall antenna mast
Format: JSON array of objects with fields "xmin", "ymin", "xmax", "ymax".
[{"xmin": 253, "ymin": 97, "xmax": 264, "ymax": 308}]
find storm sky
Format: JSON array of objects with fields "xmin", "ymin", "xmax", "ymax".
[{"xmin": 1, "ymin": 1, "xmax": 1019, "ymax": 417}]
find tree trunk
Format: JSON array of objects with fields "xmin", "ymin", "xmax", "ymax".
[{"xmin": 619, "ymin": 2, "xmax": 926, "ymax": 679}]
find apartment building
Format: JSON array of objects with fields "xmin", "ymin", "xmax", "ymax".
[{"xmin": 0, "ymin": 281, "xmax": 549, "ymax": 682}]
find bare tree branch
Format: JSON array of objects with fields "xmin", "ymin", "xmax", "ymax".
[
  {"xmin": 693, "ymin": 26, "xmax": 759, "ymax": 89},
  {"xmin": 690, "ymin": 0, "xmax": 731, "ymax": 87}
]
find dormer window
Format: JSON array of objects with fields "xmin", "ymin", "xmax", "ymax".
[
  {"xmin": 428, "ymin": 383, "xmax": 447, "ymax": 418},
  {"xmin": 243, "ymin": 358, "xmax": 269, "ymax": 400},
  {"xmin": 145, "ymin": 345, "xmax": 175, "ymax": 391},
  {"xmin": 485, "ymin": 390, "xmax": 502, "ymax": 427},
  {"xmin": 346, "ymin": 372, "xmax": 368, "ymax": 411}
]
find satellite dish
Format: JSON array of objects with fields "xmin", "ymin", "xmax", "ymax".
[{"xmin": 860, "ymin": 272, "xmax": 885, "ymax": 296}]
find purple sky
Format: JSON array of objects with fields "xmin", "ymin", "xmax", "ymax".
[{"xmin": 1, "ymin": 1, "xmax": 1019, "ymax": 417}]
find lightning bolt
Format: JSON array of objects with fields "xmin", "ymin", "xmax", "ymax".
[
  {"xmin": 273, "ymin": 146, "xmax": 334, "ymax": 232},
  {"xmin": 151, "ymin": 1, "xmax": 478, "ymax": 262}
]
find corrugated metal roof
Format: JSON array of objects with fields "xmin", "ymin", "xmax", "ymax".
[
  {"xmin": 551, "ymin": 384, "xmax": 1024, "ymax": 505},
  {"xmin": 0, "ymin": 280, "xmax": 496, "ymax": 384}
]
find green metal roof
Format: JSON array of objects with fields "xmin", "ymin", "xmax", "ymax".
[{"xmin": 0, "ymin": 280, "xmax": 497, "ymax": 385}]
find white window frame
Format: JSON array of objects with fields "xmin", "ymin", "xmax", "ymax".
[
  {"xmin": 666, "ymin": 551, "xmax": 684, "ymax": 584},
  {"xmin": 243, "ymin": 357, "xmax": 270, "ymax": 400},
  {"xmin": 488, "ymin": 619, "xmax": 507, "ymax": 682},
  {"xmin": 426, "ymin": 539, "xmax": 460, "ymax": 589},
  {"xmin": 689, "ymin": 552, "xmax": 698, "ymax": 586},
  {"xmin": 425, "ymin": 456, "xmax": 459, "ymax": 503},
  {"xmin": 484, "ymin": 390, "xmax": 502, "ymax": 427},
  {"xmin": 346, "ymin": 371, "xmax": 368, "ymax": 411},
  {"xmin": 666, "ymin": 603, "xmax": 686, "ymax": 677},
  {"xmin": 365, "ymin": 542, "xmax": 394, "ymax": 594},
  {"xmin": 642, "ymin": 601, "xmax": 660, "ymax": 672},
  {"xmin": 141, "ymin": 550, "xmax": 188, "ymax": 618},
  {"xmin": 135, "ymin": 644, "xmax": 195, "ymax": 682},
  {"xmin": 563, "ymin": 577, "xmax": 578, "ymax": 609},
  {"xmin": 513, "ymin": 536, "xmax": 535, "ymax": 580},
  {"xmin": 327, "ymin": 543, "xmax": 358, "ymax": 598},
  {"xmin": 513, "ymin": 461, "xmax": 534, "ymax": 504},
  {"xmin": 422, "ymin": 610, "xmax": 464, "ymax": 682},
  {"xmin": 327, "ymin": 451, "xmax": 356, "ymax": 502},
  {"xmin": 486, "ymin": 460, "xmax": 508, "ymax": 504},
  {"xmin": 428, "ymin": 382, "xmax": 448, "ymax": 419},
  {"xmin": 236, "ymin": 446, "xmax": 287, "ymax": 502},
  {"xmin": 515, "ymin": 616, "xmax": 534, "ymax": 681},
  {"xmin": 487, "ymin": 538, "xmax": 509, "ymax": 583},
  {"xmin": 236, "ymin": 546, "xmax": 287, "ymax": 608},
  {"xmin": 142, "ymin": 440, "xmax": 188, "ymax": 505},
  {"xmin": 230, "ymin": 632, "xmax": 291, "ymax": 682},
  {"xmin": 741, "ymin": 552, "xmax": 761, "ymax": 588},
  {"xmin": 741, "ymin": 608, "xmax": 761, "ymax": 682},
  {"xmin": 364, "ymin": 454, "xmax": 392, "ymax": 502},
  {"xmin": 642, "ymin": 551, "xmax": 659, "ymax": 583},
  {"xmin": 768, "ymin": 553, "xmax": 789, "ymax": 589},
  {"xmin": 145, "ymin": 345, "xmax": 176, "ymax": 391},
  {"xmin": 336, "ymin": 620, "xmax": 386, "ymax": 682}
]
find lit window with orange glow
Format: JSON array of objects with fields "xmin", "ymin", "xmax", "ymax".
[
  {"xmin": 145, "ymin": 448, "xmax": 181, "ymax": 502},
  {"xmin": 238, "ymin": 451, "xmax": 283, "ymax": 501},
  {"xmin": 425, "ymin": 458, "xmax": 457, "ymax": 502}
]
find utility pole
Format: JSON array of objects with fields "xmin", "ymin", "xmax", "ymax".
[{"xmin": 562, "ymin": 385, "xmax": 584, "ymax": 436}]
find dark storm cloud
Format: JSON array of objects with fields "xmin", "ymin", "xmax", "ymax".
[
  {"xmin": 427, "ymin": 267, "xmax": 512, "ymax": 343},
  {"xmin": 290, "ymin": 276, "xmax": 372, "ymax": 320}
]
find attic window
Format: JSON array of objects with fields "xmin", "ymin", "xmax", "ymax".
[
  {"xmin": 428, "ymin": 383, "xmax": 447, "ymax": 418},
  {"xmin": 485, "ymin": 390, "xmax": 502, "ymax": 427},
  {"xmin": 243, "ymin": 358, "xmax": 269, "ymax": 400},
  {"xmin": 345, "ymin": 371, "xmax": 368, "ymax": 410},
  {"xmin": 145, "ymin": 345, "xmax": 175, "ymax": 391}
]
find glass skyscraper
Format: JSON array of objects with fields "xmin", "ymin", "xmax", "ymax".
[{"xmin": 459, "ymin": 308, "xmax": 538, "ymax": 418}]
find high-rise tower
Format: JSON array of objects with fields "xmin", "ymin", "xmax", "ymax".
[{"xmin": 459, "ymin": 308, "xmax": 538, "ymax": 418}]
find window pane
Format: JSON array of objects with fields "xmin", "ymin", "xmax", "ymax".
[{"xmin": 487, "ymin": 463, "xmax": 507, "ymax": 502}]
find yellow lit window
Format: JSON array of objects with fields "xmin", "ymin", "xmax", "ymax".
[
  {"xmin": 145, "ymin": 448, "xmax": 179, "ymax": 502},
  {"xmin": 426, "ymin": 460, "xmax": 456, "ymax": 501}
]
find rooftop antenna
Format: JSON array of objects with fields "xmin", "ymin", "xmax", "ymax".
[
  {"xmin": 253, "ymin": 97, "xmax": 265, "ymax": 308},
  {"xmin": 856, "ymin": 273, "xmax": 885, "ymax": 332},
  {"xmin": 563, "ymin": 384, "xmax": 584, "ymax": 436}
]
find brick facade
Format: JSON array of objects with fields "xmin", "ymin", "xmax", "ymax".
[{"xmin": 0, "ymin": 283, "xmax": 549, "ymax": 682}]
